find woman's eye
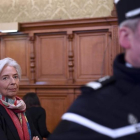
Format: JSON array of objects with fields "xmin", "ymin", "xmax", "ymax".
[
  {"xmin": 2, "ymin": 77, "xmax": 8, "ymax": 80},
  {"xmin": 14, "ymin": 75, "xmax": 19, "ymax": 79}
]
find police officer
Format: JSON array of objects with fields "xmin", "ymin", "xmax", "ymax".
[{"xmin": 48, "ymin": 0, "xmax": 140, "ymax": 139}]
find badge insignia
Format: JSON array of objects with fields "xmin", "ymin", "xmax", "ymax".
[
  {"xmin": 128, "ymin": 113, "xmax": 140, "ymax": 132},
  {"xmin": 128, "ymin": 113, "xmax": 138, "ymax": 125}
]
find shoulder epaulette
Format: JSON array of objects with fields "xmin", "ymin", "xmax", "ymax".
[{"xmin": 84, "ymin": 76, "xmax": 116, "ymax": 90}]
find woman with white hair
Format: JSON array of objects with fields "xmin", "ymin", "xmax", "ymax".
[{"xmin": 0, "ymin": 57, "xmax": 42, "ymax": 140}]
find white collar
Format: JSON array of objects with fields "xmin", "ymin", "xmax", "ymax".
[{"xmin": 125, "ymin": 62, "xmax": 133, "ymax": 68}]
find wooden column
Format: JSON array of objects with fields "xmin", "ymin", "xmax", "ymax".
[
  {"xmin": 29, "ymin": 33, "xmax": 35, "ymax": 84},
  {"xmin": 67, "ymin": 32, "xmax": 74, "ymax": 83}
]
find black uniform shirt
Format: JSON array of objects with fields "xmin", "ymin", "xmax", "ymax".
[{"xmin": 48, "ymin": 53, "xmax": 140, "ymax": 140}]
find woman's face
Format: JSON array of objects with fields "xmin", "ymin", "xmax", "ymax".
[{"xmin": 0, "ymin": 66, "xmax": 19, "ymax": 99}]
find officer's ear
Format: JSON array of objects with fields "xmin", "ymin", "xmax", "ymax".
[{"xmin": 118, "ymin": 27, "xmax": 132, "ymax": 49}]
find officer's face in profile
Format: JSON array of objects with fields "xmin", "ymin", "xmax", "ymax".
[
  {"xmin": 119, "ymin": 20, "xmax": 140, "ymax": 67},
  {"xmin": 128, "ymin": 21, "xmax": 140, "ymax": 66}
]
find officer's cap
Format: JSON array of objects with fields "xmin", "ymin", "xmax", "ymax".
[{"xmin": 114, "ymin": 0, "xmax": 140, "ymax": 25}]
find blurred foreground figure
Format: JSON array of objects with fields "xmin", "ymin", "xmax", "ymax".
[{"xmin": 48, "ymin": 0, "xmax": 140, "ymax": 139}]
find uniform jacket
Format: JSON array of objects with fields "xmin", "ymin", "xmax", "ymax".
[
  {"xmin": 48, "ymin": 53, "xmax": 140, "ymax": 140},
  {"xmin": 0, "ymin": 105, "xmax": 42, "ymax": 140},
  {"xmin": 26, "ymin": 107, "xmax": 50, "ymax": 138}
]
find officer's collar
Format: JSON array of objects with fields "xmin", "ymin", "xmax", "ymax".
[{"xmin": 113, "ymin": 53, "xmax": 140, "ymax": 84}]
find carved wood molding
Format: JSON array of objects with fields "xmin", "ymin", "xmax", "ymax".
[
  {"xmin": 29, "ymin": 34, "xmax": 36, "ymax": 84},
  {"xmin": 67, "ymin": 33, "xmax": 74, "ymax": 83},
  {"xmin": 19, "ymin": 85, "xmax": 80, "ymax": 89},
  {"xmin": 19, "ymin": 17, "xmax": 118, "ymax": 32}
]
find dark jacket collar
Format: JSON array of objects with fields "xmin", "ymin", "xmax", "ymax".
[
  {"xmin": 113, "ymin": 53, "xmax": 140, "ymax": 95},
  {"xmin": 113, "ymin": 53, "xmax": 140, "ymax": 84}
]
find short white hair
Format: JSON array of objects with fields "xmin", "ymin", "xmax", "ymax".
[
  {"xmin": 119, "ymin": 17, "xmax": 140, "ymax": 32},
  {"xmin": 0, "ymin": 58, "xmax": 21, "ymax": 79}
]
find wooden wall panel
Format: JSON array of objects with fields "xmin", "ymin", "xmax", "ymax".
[
  {"xmin": 35, "ymin": 33, "xmax": 68, "ymax": 85},
  {"xmin": 18, "ymin": 89, "xmax": 33, "ymax": 98},
  {"xmin": 74, "ymin": 29, "xmax": 111, "ymax": 84},
  {"xmin": 0, "ymin": 35, "xmax": 30, "ymax": 84},
  {"xmin": 74, "ymin": 89, "xmax": 81, "ymax": 99},
  {"xmin": 36, "ymin": 89, "xmax": 75, "ymax": 132}
]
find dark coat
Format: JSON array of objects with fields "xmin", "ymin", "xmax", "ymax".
[
  {"xmin": 48, "ymin": 53, "xmax": 140, "ymax": 140},
  {"xmin": 0, "ymin": 105, "xmax": 42, "ymax": 140},
  {"xmin": 26, "ymin": 107, "xmax": 50, "ymax": 138}
]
